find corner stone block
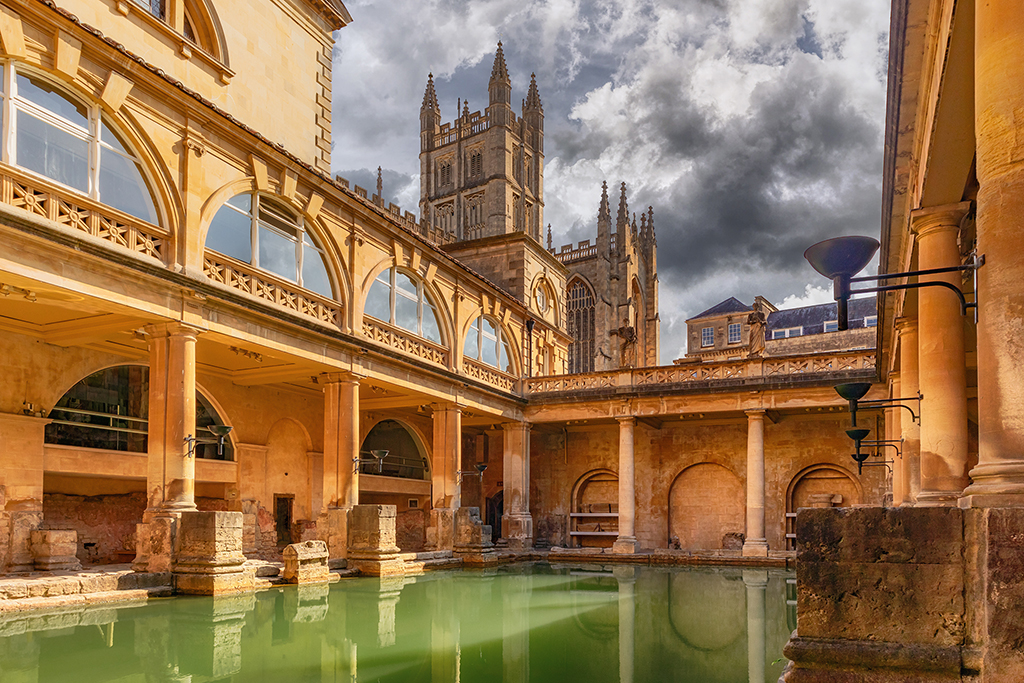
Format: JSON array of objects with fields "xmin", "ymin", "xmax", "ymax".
[
  {"xmin": 282, "ymin": 540, "xmax": 330, "ymax": 584},
  {"xmin": 347, "ymin": 505, "xmax": 404, "ymax": 577},
  {"xmin": 30, "ymin": 529, "xmax": 82, "ymax": 572},
  {"xmin": 426, "ymin": 508, "xmax": 455, "ymax": 551},
  {"xmin": 317, "ymin": 507, "xmax": 349, "ymax": 564}
]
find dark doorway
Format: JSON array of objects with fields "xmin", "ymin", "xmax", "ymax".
[
  {"xmin": 485, "ymin": 491, "xmax": 503, "ymax": 544},
  {"xmin": 274, "ymin": 495, "xmax": 294, "ymax": 547}
]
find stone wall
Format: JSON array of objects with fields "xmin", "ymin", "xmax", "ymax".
[{"xmin": 42, "ymin": 492, "xmax": 145, "ymax": 565}]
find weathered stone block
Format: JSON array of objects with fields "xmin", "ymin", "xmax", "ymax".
[
  {"xmin": 346, "ymin": 505, "xmax": 404, "ymax": 577},
  {"xmin": 317, "ymin": 507, "xmax": 349, "ymax": 561},
  {"xmin": 30, "ymin": 529, "xmax": 82, "ymax": 572},
  {"xmin": 173, "ymin": 511, "xmax": 246, "ymax": 595},
  {"xmin": 453, "ymin": 507, "xmax": 493, "ymax": 553},
  {"xmin": 282, "ymin": 540, "xmax": 329, "ymax": 584},
  {"xmin": 426, "ymin": 508, "xmax": 455, "ymax": 551}
]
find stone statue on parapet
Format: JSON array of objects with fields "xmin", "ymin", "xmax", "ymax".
[{"xmin": 747, "ymin": 301, "xmax": 767, "ymax": 357}]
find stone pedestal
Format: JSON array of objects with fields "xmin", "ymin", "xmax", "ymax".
[
  {"xmin": 8, "ymin": 509, "xmax": 43, "ymax": 573},
  {"xmin": 282, "ymin": 540, "xmax": 329, "ymax": 584},
  {"xmin": 317, "ymin": 506, "xmax": 350, "ymax": 567},
  {"xmin": 30, "ymin": 529, "xmax": 82, "ymax": 572},
  {"xmin": 173, "ymin": 511, "xmax": 247, "ymax": 595},
  {"xmin": 133, "ymin": 512, "xmax": 178, "ymax": 573},
  {"xmin": 453, "ymin": 506, "xmax": 494, "ymax": 555},
  {"xmin": 346, "ymin": 505, "xmax": 404, "ymax": 577},
  {"xmin": 783, "ymin": 506, "xmax": 1024, "ymax": 682}
]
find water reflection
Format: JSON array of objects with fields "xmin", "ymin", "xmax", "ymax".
[{"xmin": 0, "ymin": 564, "xmax": 794, "ymax": 683}]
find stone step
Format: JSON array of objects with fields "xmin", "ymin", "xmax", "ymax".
[
  {"xmin": 0, "ymin": 567, "xmax": 171, "ymax": 601},
  {"xmin": 0, "ymin": 586, "xmax": 172, "ymax": 616}
]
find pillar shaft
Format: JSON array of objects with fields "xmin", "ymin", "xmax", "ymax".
[
  {"xmin": 501, "ymin": 421, "xmax": 533, "ymax": 550},
  {"xmin": 963, "ymin": 0, "xmax": 1024, "ymax": 502},
  {"xmin": 897, "ymin": 319, "xmax": 922, "ymax": 504},
  {"xmin": 612, "ymin": 417, "xmax": 638, "ymax": 553},
  {"xmin": 321, "ymin": 372, "xmax": 361, "ymax": 510},
  {"xmin": 145, "ymin": 323, "xmax": 200, "ymax": 511},
  {"xmin": 889, "ymin": 374, "xmax": 905, "ymax": 506},
  {"xmin": 743, "ymin": 410, "xmax": 768, "ymax": 557},
  {"xmin": 913, "ymin": 205, "xmax": 970, "ymax": 504},
  {"xmin": 432, "ymin": 404, "xmax": 462, "ymax": 510}
]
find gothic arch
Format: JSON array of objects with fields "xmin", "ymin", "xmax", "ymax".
[
  {"xmin": 199, "ymin": 179, "xmax": 349, "ymax": 307},
  {"xmin": 566, "ymin": 276, "xmax": 597, "ymax": 373}
]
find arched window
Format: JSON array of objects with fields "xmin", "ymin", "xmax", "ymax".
[
  {"xmin": 464, "ymin": 315, "xmax": 513, "ymax": 373},
  {"xmin": 359, "ymin": 420, "xmax": 429, "ymax": 480},
  {"xmin": 437, "ymin": 159, "xmax": 452, "ymax": 188},
  {"xmin": 364, "ymin": 267, "xmax": 442, "ymax": 343},
  {"xmin": 44, "ymin": 366, "xmax": 233, "ymax": 460},
  {"xmin": 1, "ymin": 64, "xmax": 159, "ymax": 224},
  {"xmin": 206, "ymin": 193, "xmax": 333, "ymax": 298},
  {"xmin": 567, "ymin": 279, "xmax": 595, "ymax": 373}
]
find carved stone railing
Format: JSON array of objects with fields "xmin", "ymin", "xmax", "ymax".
[
  {"xmin": 463, "ymin": 358, "xmax": 517, "ymax": 393},
  {"xmin": 525, "ymin": 351, "xmax": 876, "ymax": 395},
  {"xmin": 1, "ymin": 165, "xmax": 167, "ymax": 262},
  {"xmin": 362, "ymin": 317, "xmax": 449, "ymax": 367},
  {"xmin": 203, "ymin": 252, "xmax": 341, "ymax": 327},
  {"xmin": 552, "ymin": 240, "xmax": 599, "ymax": 264}
]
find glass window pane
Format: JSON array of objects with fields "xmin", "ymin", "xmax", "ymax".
[
  {"xmin": 226, "ymin": 193, "xmax": 252, "ymax": 213},
  {"xmin": 258, "ymin": 200, "xmax": 299, "ymax": 236},
  {"xmin": 483, "ymin": 318, "xmax": 499, "ymax": 343},
  {"xmin": 16, "ymin": 74, "xmax": 88, "ymax": 129},
  {"xmin": 396, "ymin": 272, "xmax": 417, "ymax": 297},
  {"xmin": 395, "ymin": 292, "xmax": 418, "ymax": 332},
  {"xmin": 206, "ymin": 203, "xmax": 252, "ymax": 263},
  {"xmin": 375, "ymin": 268, "xmax": 391, "ymax": 285},
  {"xmin": 258, "ymin": 226, "xmax": 297, "ymax": 282},
  {"xmin": 365, "ymin": 279, "xmax": 391, "ymax": 322},
  {"xmin": 464, "ymin": 319, "xmax": 479, "ymax": 360},
  {"xmin": 422, "ymin": 303, "xmax": 441, "ymax": 344},
  {"xmin": 500, "ymin": 339, "xmax": 512, "ymax": 373},
  {"xmin": 16, "ymin": 110, "xmax": 89, "ymax": 192},
  {"xmin": 99, "ymin": 147, "xmax": 158, "ymax": 223},
  {"xmin": 302, "ymin": 245, "xmax": 332, "ymax": 298},
  {"xmin": 99, "ymin": 121, "xmax": 130, "ymax": 155}
]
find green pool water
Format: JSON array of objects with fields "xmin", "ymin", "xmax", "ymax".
[{"xmin": 0, "ymin": 563, "xmax": 795, "ymax": 683}]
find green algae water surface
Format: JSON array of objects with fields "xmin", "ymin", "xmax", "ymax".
[{"xmin": 0, "ymin": 564, "xmax": 794, "ymax": 683}]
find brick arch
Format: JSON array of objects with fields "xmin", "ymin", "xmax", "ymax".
[{"xmin": 668, "ymin": 463, "xmax": 745, "ymax": 551}]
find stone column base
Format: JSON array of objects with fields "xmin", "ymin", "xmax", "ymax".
[
  {"xmin": 453, "ymin": 507, "xmax": 494, "ymax": 555},
  {"xmin": 425, "ymin": 508, "xmax": 455, "ymax": 551},
  {"xmin": 173, "ymin": 511, "xmax": 246, "ymax": 595},
  {"xmin": 133, "ymin": 512, "xmax": 178, "ymax": 573},
  {"xmin": 741, "ymin": 539, "xmax": 769, "ymax": 557},
  {"xmin": 612, "ymin": 536, "xmax": 639, "ymax": 554},
  {"xmin": 347, "ymin": 505, "xmax": 404, "ymax": 577},
  {"xmin": 31, "ymin": 529, "xmax": 82, "ymax": 571},
  {"xmin": 7, "ymin": 509, "xmax": 43, "ymax": 573},
  {"xmin": 502, "ymin": 513, "xmax": 533, "ymax": 551}
]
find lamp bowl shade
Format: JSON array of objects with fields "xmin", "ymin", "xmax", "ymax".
[
  {"xmin": 208, "ymin": 424, "xmax": 233, "ymax": 438},
  {"xmin": 835, "ymin": 382, "xmax": 872, "ymax": 401},
  {"xmin": 804, "ymin": 236, "xmax": 880, "ymax": 279},
  {"xmin": 846, "ymin": 428, "xmax": 871, "ymax": 441},
  {"xmin": 370, "ymin": 450, "xmax": 389, "ymax": 459}
]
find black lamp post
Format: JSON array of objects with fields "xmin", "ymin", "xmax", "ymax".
[
  {"xmin": 804, "ymin": 236, "xmax": 983, "ymax": 330},
  {"xmin": 354, "ymin": 449, "xmax": 389, "ymax": 473},
  {"xmin": 457, "ymin": 462, "xmax": 488, "ymax": 485}
]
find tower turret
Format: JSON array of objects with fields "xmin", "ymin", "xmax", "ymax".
[
  {"xmin": 487, "ymin": 42, "xmax": 513, "ymax": 127},
  {"xmin": 420, "ymin": 73, "xmax": 440, "ymax": 152},
  {"xmin": 522, "ymin": 72, "xmax": 544, "ymax": 153},
  {"xmin": 616, "ymin": 182, "xmax": 630, "ymax": 255}
]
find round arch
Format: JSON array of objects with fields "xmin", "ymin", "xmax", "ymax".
[
  {"xmin": 358, "ymin": 417, "xmax": 432, "ymax": 481},
  {"xmin": 667, "ymin": 462, "xmax": 745, "ymax": 551},
  {"xmin": 528, "ymin": 271, "xmax": 560, "ymax": 325},
  {"xmin": 199, "ymin": 180, "xmax": 349, "ymax": 307},
  {"xmin": 186, "ymin": 0, "xmax": 230, "ymax": 65},
  {"xmin": 786, "ymin": 463, "xmax": 863, "ymax": 511},
  {"xmin": 359, "ymin": 256, "xmax": 454, "ymax": 349},
  {"xmin": 459, "ymin": 308, "xmax": 522, "ymax": 377}
]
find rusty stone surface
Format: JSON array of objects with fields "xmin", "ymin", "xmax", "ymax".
[{"xmin": 43, "ymin": 492, "xmax": 144, "ymax": 564}]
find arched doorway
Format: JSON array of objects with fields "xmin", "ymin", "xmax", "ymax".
[
  {"xmin": 570, "ymin": 469, "xmax": 619, "ymax": 548},
  {"xmin": 785, "ymin": 465, "xmax": 862, "ymax": 550},
  {"xmin": 668, "ymin": 463, "xmax": 745, "ymax": 551},
  {"xmin": 359, "ymin": 419, "xmax": 431, "ymax": 551}
]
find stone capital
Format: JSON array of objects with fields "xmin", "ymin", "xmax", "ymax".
[
  {"xmin": 615, "ymin": 416, "xmax": 636, "ymax": 426},
  {"xmin": 320, "ymin": 371, "xmax": 364, "ymax": 385},
  {"xmin": 910, "ymin": 201, "xmax": 972, "ymax": 238},
  {"xmin": 894, "ymin": 316, "xmax": 918, "ymax": 334},
  {"xmin": 143, "ymin": 321, "xmax": 203, "ymax": 340},
  {"xmin": 745, "ymin": 409, "xmax": 766, "ymax": 419},
  {"xmin": 431, "ymin": 401, "xmax": 463, "ymax": 416},
  {"xmin": 501, "ymin": 420, "xmax": 530, "ymax": 433}
]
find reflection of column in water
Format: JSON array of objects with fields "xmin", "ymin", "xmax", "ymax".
[
  {"xmin": 502, "ymin": 573, "xmax": 530, "ymax": 683},
  {"xmin": 743, "ymin": 570, "xmax": 769, "ymax": 683},
  {"xmin": 614, "ymin": 566, "xmax": 637, "ymax": 683},
  {"xmin": 431, "ymin": 575, "xmax": 459, "ymax": 683},
  {"xmin": 134, "ymin": 609, "xmax": 192, "ymax": 683},
  {"xmin": 378, "ymin": 578, "xmax": 404, "ymax": 648}
]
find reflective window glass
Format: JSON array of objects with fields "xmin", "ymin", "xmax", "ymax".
[
  {"xmin": 206, "ymin": 202, "xmax": 252, "ymax": 263},
  {"xmin": 302, "ymin": 245, "xmax": 332, "ymax": 298},
  {"xmin": 16, "ymin": 74, "xmax": 88, "ymax": 129},
  {"xmin": 99, "ymin": 146, "xmax": 158, "ymax": 223},
  {"xmin": 365, "ymin": 278, "xmax": 391, "ymax": 321},
  {"xmin": 258, "ymin": 225, "xmax": 297, "ymax": 282},
  {"xmin": 17, "ymin": 109, "xmax": 89, "ymax": 192}
]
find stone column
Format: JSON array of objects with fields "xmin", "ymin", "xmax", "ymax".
[
  {"xmin": 743, "ymin": 570, "xmax": 768, "ymax": 683},
  {"xmin": 615, "ymin": 566, "xmax": 637, "ymax": 683},
  {"xmin": 501, "ymin": 421, "xmax": 533, "ymax": 550},
  {"xmin": 963, "ymin": 0, "xmax": 1024, "ymax": 504},
  {"xmin": 134, "ymin": 323, "xmax": 201, "ymax": 573},
  {"xmin": 613, "ymin": 417, "xmax": 639, "ymax": 554},
  {"xmin": 319, "ymin": 372, "xmax": 361, "ymax": 562},
  {"xmin": 897, "ymin": 318, "xmax": 921, "ymax": 504},
  {"xmin": 145, "ymin": 322, "xmax": 201, "ymax": 512},
  {"xmin": 743, "ymin": 410, "xmax": 769, "ymax": 557},
  {"xmin": 889, "ymin": 374, "xmax": 904, "ymax": 506},
  {"xmin": 428, "ymin": 403, "xmax": 461, "ymax": 551},
  {"xmin": 913, "ymin": 204, "xmax": 971, "ymax": 505}
]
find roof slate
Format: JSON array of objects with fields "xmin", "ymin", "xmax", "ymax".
[{"xmin": 688, "ymin": 297, "xmax": 751, "ymax": 321}]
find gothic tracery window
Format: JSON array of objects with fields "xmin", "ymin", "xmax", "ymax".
[
  {"xmin": 468, "ymin": 150, "xmax": 482, "ymax": 178},
  {"xmin": 567, "ymin": 279, "xmax": 595, "ymax": 373},
  {"xmin": 437, "ymin": 159, "xmax": 453, "ymax": 189}
]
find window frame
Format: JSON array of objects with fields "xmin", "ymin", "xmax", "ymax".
[
  {"xmin": 773, "ymin": 327, "xmax": 803, "ymax": 339},
  {"xmin": 464, "ymin": 314, "xmax": 513, "ymax": 373},
  {"xmin": 566, "ymin": 278, "xmax": 595, "ymax": 374},
  {"xmin": 701, "ymin": 326, "xmax": 714, "ymax": 347},
  {"xmin": 1, "ymin": 62, "xmax": 160, "ymax": 225},
  {"xmin": 365, "ymin": 266, "xmax": 443, "ymax": 344},
  {"xmin": 206, "ymin": 192, "xmax": 334, "ymax": 298},
  {"xmin": 824, "ymin": 320, "xmax": 839, "ymax": 333},
  {"xmin": 864, "ymin": 316, "xmax": 878, "ymax": 328},
  {"xmin": 727, "ymin": 322, "xmax": 742, "ymax": 344}
]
